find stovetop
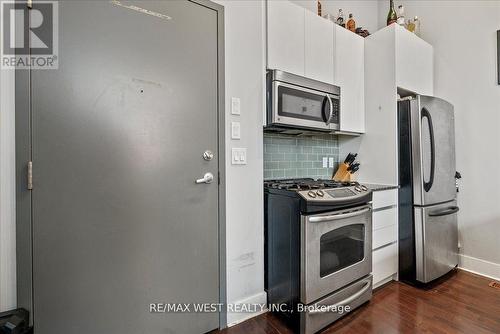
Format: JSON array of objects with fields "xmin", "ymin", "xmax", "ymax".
[
  {"xmin": 264, "ymin": 178, "xmax": 372, "ymax": 212},
  {"xmin": 264, "ymin": 178, "xmax": 359, "ymax": 191}
]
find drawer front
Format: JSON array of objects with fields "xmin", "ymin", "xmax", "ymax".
[
  {"xmin": 372, "ymin": 243, "xmax": 398, "ymax": 286},
  {"xmin": 300, "ymin": 275, "xmax": 372, "ymax": 334},
  {"xmin": 372, "ymin": 189, "xmax": 398, "ymax": 209},
  {"xmin": 373, "ymin": 224, "xmax": 397, "ymax": 250},
  {"xmin": 373, "ymin": 207, "xmax": 397, "ymax": 231}
]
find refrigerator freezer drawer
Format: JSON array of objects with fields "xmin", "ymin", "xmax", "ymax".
[{"xmin": 414, "ymin": 201, "xmax": 459, "ymax": 283}]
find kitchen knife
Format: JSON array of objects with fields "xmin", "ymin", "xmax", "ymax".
[
  {"xmin": 344, "ymin": 153, "xmax": 357, "ymax": 165},
  {"xmin": 350, "ymin": 165, "xmax": 360, "ymax": 174},
  {"xmin": 348, "ymin": 162, "xmax": 360, "ymax": 171}
]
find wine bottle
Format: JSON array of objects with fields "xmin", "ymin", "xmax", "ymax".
[{"xmin": 387, "ymin": 0, "xmax": 397, "ymax": 26}]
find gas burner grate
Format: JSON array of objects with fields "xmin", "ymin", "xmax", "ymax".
[{"xmin": 264, "ymin": 178, "xmax": 360, "ymax": 191}]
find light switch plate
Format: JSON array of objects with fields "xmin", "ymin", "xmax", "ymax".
[
  {"xmin": 329, "ymin": 157, "xmax": 334, "ymax": 168},
  {"xmin": 231, "ymin": 97, "xmax": 241, "ymax": 115},
  {"xmin": 231, "ymin": 122, "xmax": 241, "ymax": 140},
  {"xmin": 322, "ymin": 157, "xmax": 328, "ymax": 168},
  {"xmin": 231, "ymin": 148, "xmax": 247, "ymax": 165}
]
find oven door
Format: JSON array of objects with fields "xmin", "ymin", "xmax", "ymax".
[
  {"xmin": 301, "ymin": 205, "xmax": 372, "ymax": 304},
  {"xmin": 271, "ymin": 81, "xmax": 339, "ymax": 131}
]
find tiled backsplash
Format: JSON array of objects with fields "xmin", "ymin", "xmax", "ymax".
[{"xmin": 264, "ymin": 133, "xmax": 339, "ymax": 180}]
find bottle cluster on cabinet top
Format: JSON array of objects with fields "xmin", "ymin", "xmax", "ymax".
[
  {"xmin": 386, "ymin": 0, "xmax": 421, "ymax": 37},
  {"xmin": 316, "ymin": 0, "xmax": 370, "ymax": 38}
]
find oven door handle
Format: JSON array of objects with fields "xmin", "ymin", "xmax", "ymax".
[
  {"xmin": 308, "ymin": 207, "xmax": 371, "ymax": 223},
  {"xmin": 308, "ymin": 281, "xmax": 371, "ymax": 315}
]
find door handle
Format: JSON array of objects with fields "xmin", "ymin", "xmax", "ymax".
[
  {"xmin": 421, "ymin": 108, "xmax": 435, "ymax": 192},
  {"xmin": 195, "ymin": 172, "xmax": 214, "ymax": 184},
  {"xmin": 429, "ymin": 206, "xmax": 459, "ymax": 217},
  {"xmin": 325, "ymin": 95, "xmax": 334, "ymax": 125}
]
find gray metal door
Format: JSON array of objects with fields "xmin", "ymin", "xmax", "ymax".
[
  {"xmin": 30, "ymin": 1, "xmax": 221, "ymax": 333},
  {"xmin": 414, "ymin": 200, "xmax": 459, "ymax": 283},
  {"xmin": 411, "ymin": 96, "xmax": 456, "ymax": 206}
]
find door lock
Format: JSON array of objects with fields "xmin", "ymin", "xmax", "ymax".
[{"xmin": 203, "ymin": 150, "xmax": 214, "ymax": 161}]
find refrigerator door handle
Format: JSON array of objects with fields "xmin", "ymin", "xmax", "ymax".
[
  {"xmin": 421, "ymin": 108, "xmax": 435, "ymax": 192},
  {"xmin": 428, "ymin": 206, "xmax": 459, "ymax": 217}
]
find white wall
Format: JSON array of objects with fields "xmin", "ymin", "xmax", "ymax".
[
  {"xmin": 381, "ymin": 0, "xmax": 500, "ymax": 278},
  {"xmin": 214, "ymin": 0, "xmax": 266, "ymax": 326},
  {"xmin": 0, "ymin": 66, "xmax": 17, "ymax": 311},
  {"xmin": 292, "ymin": 0, "xmax": 379, "ymax": 34}
]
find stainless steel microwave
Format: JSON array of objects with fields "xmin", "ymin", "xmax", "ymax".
[{"xmin": 266, "ymin": 70, "xmax": 340, "ymax": 132}]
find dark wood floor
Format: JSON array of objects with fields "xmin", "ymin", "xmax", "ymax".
[{"xmin": 219, "ymin": 270, "xmax": 500, "ymax": 334}]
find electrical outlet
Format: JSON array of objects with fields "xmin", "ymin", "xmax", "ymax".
[
  {"xmin": 322, "ymin": 157, "xmax": 328, "ymax": 168},
  {"xmin": 231, "ymin": 148, "xmax": 247, "ymax": 165}
]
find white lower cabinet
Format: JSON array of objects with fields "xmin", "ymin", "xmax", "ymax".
[
  {"xmin": 371, "ymin": 189, "xmax": 399, "ymax": 288},
  {"xmin": 373, "ymin": 224, "xmax": 397, "ymax": 251},
  {"xmin": 373, "ymin": 243, "xmax": 398, "ymax": 288}
]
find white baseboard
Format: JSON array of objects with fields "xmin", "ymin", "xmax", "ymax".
[
  {"xmin": 459, "ymin": 254, "xmax": 500, "ymax": 281},
  {"xmin": 226, "ymin": 291, "xmax": 268, "ymax": 327}
]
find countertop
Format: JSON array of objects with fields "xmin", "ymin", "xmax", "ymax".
[{"xmin": 362, "ymin": 183, "xmax": 400, "ymax": 192}]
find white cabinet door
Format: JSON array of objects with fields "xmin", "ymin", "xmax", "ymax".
[
  {"xmin": 267, "ymin": 0, "xmax": 305, "ymax": 76},
  {"xmin": 334, "ymin": 26, "xmax": 365, "ymax": 133},
  {"xmin": 372, "ymin": 189, "xmax": 398, "ymax": 209},
  {"xmin": 373, "ymin": 243, "xmax": 398, "ymax": 287},
  {"xmin": 304, "ymin": 10, "xmax": 334, "ymax": 84},
  {"xmin": 395, "ymin": 25, "xmax": 433, "ymax": 95}
]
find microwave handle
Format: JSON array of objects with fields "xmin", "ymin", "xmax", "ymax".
[{"xmin": 325, "ymin": 95, "xmax": 334, "ymax": 125}]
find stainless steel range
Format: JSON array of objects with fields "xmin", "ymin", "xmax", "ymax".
[{"xmin": 264, "ymin": 179, "xmax": 373, "ymax": 334}]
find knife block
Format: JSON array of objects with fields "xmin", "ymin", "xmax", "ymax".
[{"xmin": 332, "ymin": 163, "xmax": 353, "ymax": 182}]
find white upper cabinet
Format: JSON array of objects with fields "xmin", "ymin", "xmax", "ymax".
[
  {"xmin": 304, "ymin": 10, "xmax": 334, "ymax": 84},
  {"xmin": 266, "ymin": 0, "xmax": 366, "ymax": 134},
  {"xmin": 267, "ymin": 0, "xmax": 305, "ymax": 76},
  {"xmin": 394, "ymin": 25, "xmax": 433, "ymax": 95},
  {"xmin": 334, "ymin": 25, "xmax": 365, "ymax": 133}
]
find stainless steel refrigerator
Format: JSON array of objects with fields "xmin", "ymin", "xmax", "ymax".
[{"xmin": 398, "ymin": 95, "xmax": 459, "ymax": 284}]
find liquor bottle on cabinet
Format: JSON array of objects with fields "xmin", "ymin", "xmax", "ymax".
[
  {"xmin": 336, "ymin": 9, "xmax": 345, "ymax": 27},
  {"xmin": 397, "ymin": 5, "xmax": 405, "ymax": 26},
  {"xmin": 347, "ymin": 14, "xmax": 356, "ymax": 32}
]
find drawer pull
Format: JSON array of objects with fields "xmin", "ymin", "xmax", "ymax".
[{"xmin": 309, "ymin": 281, "xmax": 371, "ymax": 314}]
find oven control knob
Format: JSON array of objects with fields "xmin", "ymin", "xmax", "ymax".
[
  {"xmin": 354, "ymin": 186, "xmax": 362, "ymax": 192},
  {"xmin": 307, "ymin": 191, "xmax": 317, "ymax": 198},
  {"xmin": 316, "ymin": 190, "xmax": 324, "ymax": 197},
  {"xmin": 361, "ymin": 185, "xmax": 368, "ymax": 191}
]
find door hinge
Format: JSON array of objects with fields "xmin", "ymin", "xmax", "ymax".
[
  {"xmin": 27, "ymin": 0, "xmax": 32, "ymax": 9},
  {"xmin": 27, "ymin": 161, "xmax": 33, "ymax": 190}
]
